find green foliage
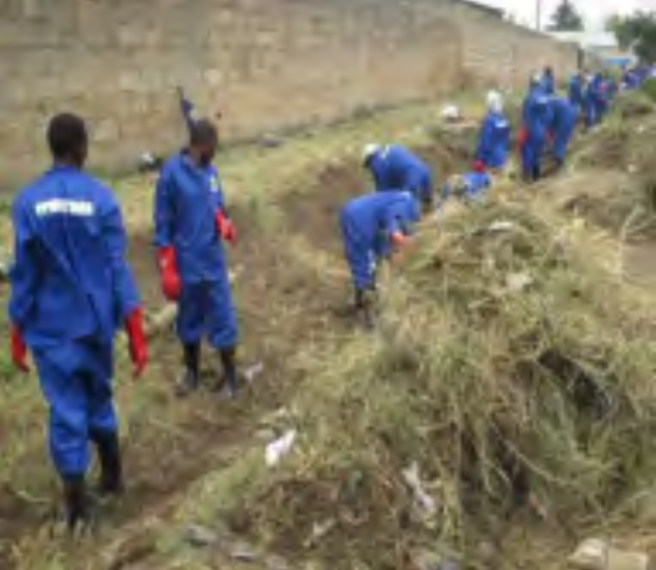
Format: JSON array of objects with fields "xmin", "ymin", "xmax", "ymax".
[
  {"xmin": 607, "ymin": 11, "xmax": 656, "ymax": 63},
  {"xmin": 643, "ymin": 78, "xmax": 656, "ymax": 103},
  {"xmin": 548, "ymin": 0, "xmax": 584, "ymax": 32}
]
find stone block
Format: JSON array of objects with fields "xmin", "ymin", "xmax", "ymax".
[
  {"xmin": 204, "ymin": 68, "xmax": 223, "ymax": 87},
  {"xmin": 91, "ymin": 118, "xmax": 120, "ymax": 143}
]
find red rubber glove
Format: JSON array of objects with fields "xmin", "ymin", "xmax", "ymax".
[
  {"xmin": 125, "ymin": 308, "xmax": 147, "ymax": 378},
  {"xmin": 157, "ymin": 246, "xmax": 181, "ymax": 302},
  {"xmin": 472, "ymin": 159, "xmax": 486, "ymax": 173},
  {"xmin": 215, "ymin": 210, "xmax": 237, "ymax": 245},
  {"xmin": 390, "ymin": 231, "xmax": 410, "ymax": 249},
  {"xmin": 517, "ymin": 125, "xmax": 528, "ymax": 152},
  {"xmin": 10, "ymin": 325, "xmax": 29, "ymax": 373}
]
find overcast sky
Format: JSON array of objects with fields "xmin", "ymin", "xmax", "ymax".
[{"xmin": 482, "ymin": 0, "xmax": 656, "ymax": 30}]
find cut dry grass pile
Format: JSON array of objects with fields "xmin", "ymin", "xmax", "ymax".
[
  {"xmin": 229, "ymin": 201, "xmax": 656, "ymax": 569},
  {"xmin": 567, "ymin": 94, "xmax": 656, "ymax": 238}
]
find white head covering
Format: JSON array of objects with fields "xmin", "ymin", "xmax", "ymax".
[
  {"xmin": 486, "ymin": 90, "xmax": 503, "ymax": 113},
  {"xmin": 362, "ymin": 143, "xmax": 381, "ymax": 166}
]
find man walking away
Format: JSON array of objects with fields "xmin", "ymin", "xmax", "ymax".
[{"xmin": 8, "ymin": 113, "xmax": 147, "ymax": 531}]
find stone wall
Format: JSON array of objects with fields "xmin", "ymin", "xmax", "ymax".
[{"xmin": 0, "ymin": 0, "xmax": 576, "ymax": 188}]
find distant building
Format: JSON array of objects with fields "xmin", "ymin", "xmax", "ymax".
[{"xmin": 547, "ymin": 31, "xmax": 636, "ymax": 68}]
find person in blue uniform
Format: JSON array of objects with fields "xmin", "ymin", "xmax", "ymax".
[
  {"xmin": 441, "ymin": 171, "xmax": 493, "ymax": 203},
  {"xmin": 473, "ymin": 90, "xmax": 511, "ymax": 172},
  {"xmin": 547, "ymin": 97, "xmax": 577, "ymax": 169},
  {"xmin": 568, "ymin": 71, "xmax": 585, "ymax": 115},
  {"xmin": 362, "ymin": 144, "xmax": 435, "ymax": 211},
  {"xmin": 521, "ymin": 76, "xmax": 552, "ymax": 182},
  {"xmin": 542, "ymin": 66, "xmax": 556, "ymax": 95},
  {"xmin": 340, "ymin": 191, "xmax": 419, "ymax": 313},
  {"xmin": 154, "ymin": 119, "xmax": 239, "ymax": 398},
  {"xmin": 8, "ymin": 113, "xmax": 148, "ymax": 531}
]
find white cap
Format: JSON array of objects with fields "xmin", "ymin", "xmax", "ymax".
[
  {"xmin": 486, "ymin": 90, "xmax": 503, "ymax": 113},
  {"xmin": 362, "ymin": 143, "xmax": 380, "ymax": 165}
]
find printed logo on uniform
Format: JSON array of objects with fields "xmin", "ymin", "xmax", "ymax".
[
  {"xmin": 35, "ymin": 199, "xmax": 95, "ymax": 217},
  {"xmin": 209, "ymin": 176, "xmax": 220, "ymax": 193}
]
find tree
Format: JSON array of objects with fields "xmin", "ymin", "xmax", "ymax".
[
  {"xmin": 606, "ymin": 11, "xmax": 656, "ymax": 63},
  {"xmin": 547, "ymin": 0, "xmax": 584, "ymax": 32}
]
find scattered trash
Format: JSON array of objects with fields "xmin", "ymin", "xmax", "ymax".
[
  {"xmin": 505, "ymin": 272, "xmax": 533, "ymax": 293},
  {"xmin": 266, "ymin": 554, "xmax": 291, "ymax": 570},
  {"xmin": 138, "ymin": 152, "xmax": 162, "ymax": 173},
  {"xmin": 229, "ymin": 540, "xmax": 260, "ymax": 561},
  {"xmin": 568, "ymin": 538, "xmax": 608, "ymax": 570},
  {"xmin": 411, "ymin": 549, "xmax": 457, "ymax": 570},
  {"xmin": 569, "ymin": 539, "xmax": 650, "ymax": 570},
  {"xmin": 304, "ymin": 518, "xmax": 336, "ymax": 548},
  {"xmin": 260, "ymin": 133, "xmax": 285, "ymax": 148},
  {"xmin": 441, "ymin": 104, "xmax": 461, "ymax": 122},
  {"xmin": 401, "ymin": 462, "xmax": 437, "ymax": 519},
  {"xmin": 183, "ymin": 524, "xmax": 218, "ymax": 548},
  {"xmin": 244, "ymin": 361, "xmax": 265, "ymax": 383},
  {"xmin": 265, "ymin": 429, "xmax": 297, "ymax": 467},
  {"xmin": 487, "ymin": 220, "xmax": 516, "ymax": 233}
]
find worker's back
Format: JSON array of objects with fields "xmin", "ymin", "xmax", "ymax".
[{"xmin": 9, "ymin": 166, "xmax": 137, "ymax": 346}]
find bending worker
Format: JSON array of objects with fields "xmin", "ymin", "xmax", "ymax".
[
  {"xmin": 340, "ymin": 191, "xmax": 419, "ymax": 317},
  {"xmin": 154, "ymin": 119, "xmax": 239, "ymax": 398},
  {"xmin": 548, "ymin": 96, "xmax": 577, "ymax": 169},
  {"xmin": 442, "ymin": 171, "xmax": 492, "ymax": 203},
  {"xmin": 8, "ymin": 113, "xmax": 147, "ymax": 531},
  {"xmin": 521, "ymin": 75, "xmax": 551, "ymax": 183},
  {"xmin": 473, "ymin": 90, "xmax": 510, "ymax": 172},
  {"xmin": 362, "ymin": 144, "xmax": 434, "ymax": 212}
]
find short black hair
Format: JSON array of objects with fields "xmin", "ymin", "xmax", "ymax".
[
  {"xmin": 47, "ymin": 113, "xmax": 88, "ymax": 161},
  {"xmin": 189, "ymin": 119, "xmax": 218, "ymax": 147}
]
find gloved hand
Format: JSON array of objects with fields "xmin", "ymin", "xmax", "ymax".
[
  {"xmin": 517, "ymin": 125, "xmax": 528, "ymax": 151},
  {"xmin": 472, "ymin": 159, "xmax": 486, "ymax": 173},
  {"xmin": 215, "ymin": 210, "xmax": 237, "ymax": 245},
  {"xmin": 157, "ymin": 246, "xmax": 181, "ymax": 302},
  {"xmin": 390, "ymin": 231, "xmax": 410, "ymax": 249},
  {"xmin": 125, "ymin": 308, "xmax": 147, "ymax": 378},
  {"xmin": 10, "ymin": 325, "xmax": 29, "ymax": 373}
]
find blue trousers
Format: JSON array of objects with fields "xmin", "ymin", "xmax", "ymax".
[
  {"xmin": 177, "ymin": 278, "xmax": 238, "ymax": 348},
  {"xmin": 522, "ymin": 133, "xmax": 546, "ymax": 180},
  {"xmin": 33, "ymin": 340, "xmax": 116, "ymax": 477},
  {"xmin": 553, "ymin": 122, "xmax": 576, "ymax": 163}
]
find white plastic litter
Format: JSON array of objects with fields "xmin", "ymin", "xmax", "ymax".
[
  {"xmin": 265, "ymin": 429, "xmax": 297, "ymax": 467},
  {"xmin": 487, "ymin": 220, "xmax": 516, "ymax": 233},
  {"xmin": 505, "ymin": 272, "xmax": 533, "ymax": 293},
  {"xmin": 401, "ymin": 462, "xmax": 437, "ymax": 518},
  {"xmin": 441, "ymin": 104, "xmax": 461, "ymax": 121}
]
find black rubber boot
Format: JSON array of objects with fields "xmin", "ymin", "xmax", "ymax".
[
  {"xmin": 354, "ymin": 288, "xmax": 376, "ymax": 330},
  {"xmin": 218, "ymin": 347, "xmax": 238, "ymax": 398},
  {"xmin": 62, "ymin": 475, "xmax": 92, "ymax": 534},
  {"xmin": 176, "ymin": 343, "xmax": 201, "ymax": 397},
  {"xmin": 90, "ymin": 430, "xmax": 124, "ymax": 497}
]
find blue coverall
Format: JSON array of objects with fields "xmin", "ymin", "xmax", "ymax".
[
  {"xmin": 340, "ymin": 192, "xmax": 419, "ymax": 291},
  {"xmin": 548, "ymin": 97, "xmax": 577, "ymax": 165},
  {"xmin": 584, "ymin": 74, "xmax": 607, "ymax": 129},
  {"xmin": 367, "ymin": 145, "xmax": 434, "ymax": 206},
  {"xmin": 568, "ymin": 74, "xmax": 584, "ymax": 114},
  {"xmin": 442, "ymin": 172, "xmax": 492, "ymax": 202},
  {"xmin": 475, "ymin": 111, "xmax": 511, "ymax": 169},
  {"xmin": 542, "ymin": 71, "xmax": 556, "ymax": 95},
  {"xmin": 8, "ymin": 166, "xmax": 140, "ymax": 478},
  {"xmin": 154, "ymin": 152, "xmax": 238, "ymax": 349},
  {"xmin": 521, "ymin": 86, "xmax": 552, "ymax": 181}
]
